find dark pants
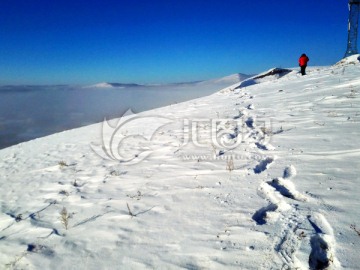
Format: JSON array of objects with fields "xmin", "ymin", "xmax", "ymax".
[{"xmin": 300, "ymin": 65, "xmax": 307, "ymax": 76}]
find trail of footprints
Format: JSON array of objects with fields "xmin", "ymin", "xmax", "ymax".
[
  {"xmin": 233, "ymin": 98, "xmax": 337, "ymax": 269},
  {"xmin": 253, "ymin": 165, "xmax": 337, "ymax": 269}
]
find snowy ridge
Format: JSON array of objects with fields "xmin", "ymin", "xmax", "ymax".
[
  {"xmin": 201, "ymin": 73, "xmax": 253, "ymax": 85},
  {"xmin": 1, "ymin": 56, "xmax": 360, "ymax": 269},
  {"xmin": 334, "ymin": 54, "xmax": 360, "ymax": 66},
  {"xmin": 235, "ymin": 68, "xmax": 295, "ymax": 89},
  {"xmin": 85, "ymin": 73, "xmax": 252, "ymax": 89}
]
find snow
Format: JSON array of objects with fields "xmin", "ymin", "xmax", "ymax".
[
  {"xmin": 1, "ymin": 56, "xmax": 360, "ymax": 269},
  {"xmin": 86, "ymin": 82, "xmax": 117, "ymax": 88}
]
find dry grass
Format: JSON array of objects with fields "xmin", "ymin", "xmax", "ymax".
[
  {"xmin": 226, "ymin": 157, "xmax": 235, "ymax": 172},
  {"xmin": 58, "ymin": 161, "xmax": 69, "ymax": 168},
  {"xmin": 126, "ymin": 203, "xmax": 136, "ymax": 217},
  {"xmin": 60, "ymin": 207, "xmax": 71, "ymax": 230},
  {"xmin": 350, "ymin": 224, "xmax": 360, "ymax": 237}
]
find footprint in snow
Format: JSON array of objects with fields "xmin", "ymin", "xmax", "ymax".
[
  {"xmin": 309, "ymin": 234, "xmax": 334, "ymax": 270},
  {"xmin": 307, "ymin": 213, "xmax": 337, "ymax": 270},
  {"xmin": 255, "ymin": 142, "xmax": 275, "ymax": 151},
  {"xmin": 283, "ymin": 165, "xmax": 297, "ymax": 179},
  {"xmin": 267, "ymin": 178, "xmax": 307, "ymax": 202},
  {"xmin": 252, "ymin": 203, "xmax": 278, "ymax": 225},
  {"xmin": 253, "ymin": 157, "xmax": 274, "ymax": 174},
  {"xmin": 267, "ymin": 178, "xmax": 297, "ymax": 200},
  {"xmin": 245, "ymin": 117, "xmax": 254, "ymax": 128}
]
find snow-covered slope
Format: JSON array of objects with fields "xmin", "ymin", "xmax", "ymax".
[{"xmin": 1, "ymin": 56, "xmax": 360, "ymax": 269}]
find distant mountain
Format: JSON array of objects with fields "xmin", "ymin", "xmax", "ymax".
[
  {"xmin": 108, "ymin": 83, "xmax": 144, "ymax": 88},
  {"xmin": 87, "ymin": 73, "xmax": 253, "ymax": 89},
  {"xmin": 86, "ymin": 82, "xmax": 144, "ymax": 88}
]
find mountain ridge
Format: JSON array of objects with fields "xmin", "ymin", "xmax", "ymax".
[{"xmin": 87, "ymin": 73, "xmax": 253, "ymax": 88}]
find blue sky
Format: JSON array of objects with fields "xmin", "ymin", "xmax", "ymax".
[{"xmin": 0, "ymin": 0, "xmax": 352, "ymax": 85}]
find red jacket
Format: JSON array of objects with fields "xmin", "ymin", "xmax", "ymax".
[{"xmin": 299, "ymin": 55, "xmax": 309, "ymax": 66}]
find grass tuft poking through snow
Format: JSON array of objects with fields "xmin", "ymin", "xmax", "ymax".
[{"xmin": 59, "ymin": 207, "xmax": 71, "ymax": 230}]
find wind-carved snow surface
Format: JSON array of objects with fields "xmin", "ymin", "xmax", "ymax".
[{"xmin": 1, "ymin": 55, "xmax": 360, "ymax": 269}]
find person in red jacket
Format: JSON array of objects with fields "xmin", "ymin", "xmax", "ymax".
[{"xmin": 299, "ymin": 53, "xmax": 309, "ymax": 75}]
